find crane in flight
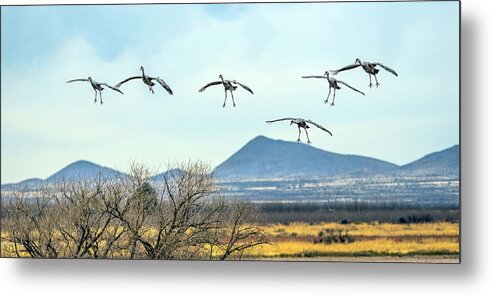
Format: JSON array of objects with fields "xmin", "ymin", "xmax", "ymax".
[
  {"xmin": 199, "ymin": 74, "xmax": 253, "ymax": 107},
  {"xmin": 302, "ymin": 71, "xmax": 364, "ymax": 106},
  {"xmin": 331, "ymin": 58, "xmax": 398, "ymax": 88},
  {"xmin": 66, "ymin": 76, "xmax": 123, "ymax": 105},
  {"xmin": 266, "ymin": 117, "xmax": 332, "ymax": 144},
  {"xmin": 115, "ymin": 66, "xmax": 173, "ymax": 95}
]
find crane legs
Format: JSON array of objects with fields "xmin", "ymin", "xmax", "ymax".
[
  {"xmin": 223, "ymin": 90, "xmax": 228, "ymax": 107},
  {"xmin": 325, "ymin": 87, "xmax": 336, "ymax": 106},
  {"xmin": 231, "ymin": 90, "xmax": 236, "ymax": 107},
  {"xmin": 296, "ymin": 127, "xmax": 311, "ymax": 144},
  {"xmin": 374, "ymin": 74, "xmax": 380, "ymax": 87},
  {"xmin": 93, "ymin": 90, "xmax": 103, "ymax": 105},
  {"xmin": 304, "ymin": 128, "xmax": 311, "ymax": 144},
  {"xmin": 149, "ymin": 85, "xmax": 154, "ymax": 94},
  {"xmin": 368, "ymin": 74, "xmax": 380, "ymax": 88},
  {"xmin": 222, "ymin": 90, "xmax": 236, "ymax": 107},
  {"xmin": 324, "ymin": 87, "xmax": 332, "ymax": 104}
]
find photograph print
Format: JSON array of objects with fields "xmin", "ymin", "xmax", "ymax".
[{"xmin": 0, "ymin": 0, "xmax": 460, "ymax": 262}]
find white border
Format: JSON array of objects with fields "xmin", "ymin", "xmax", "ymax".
[{"xmin": 2, "ymin": 0, "xmax": 491, "ymax": 294}]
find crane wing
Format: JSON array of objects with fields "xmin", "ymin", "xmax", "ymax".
[
  {"xmin": 231, "ymin": 80, "xmax": 254, "ymax": 95},
  {"xmin": 198, "ymin": 81, "xmax": 222, "ymax": 92},
  {"xmin": 100, "ymin": 83, "xmax": 124, "ymax": 95},
  {"xmin": 151, "ymin": 77, "xmax": 173, "ymax": 95},
  {"xmin": 304, "ymin": 120, "xmax": 333, "ymax": 136},
  {"xmin": 337, "ymin": 80, "xmax": 365, "ymax": 96},
  {"xmin": 266, "ymin": 118, "xmax": 299, "ymax": 124},
  {"xmin": 331, "ymin": 63, "xmax": 361, "ymax": 75},
  {"xmin": 376, "ymin": 63, "xmax": 398, "ymax": 76},
  {"xmin": 302, "ymin": 75, "xmax": 326, "ymax": 79},
  {"xmin": 115, "ymin": 76, "xmax": 141, "ymax": 88},
  {"xmin": 66, "ymin": 78, "xmax": 89, "ymax": 83}
]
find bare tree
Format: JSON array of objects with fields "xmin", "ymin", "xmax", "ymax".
[
  {"xmin": 52, "ymin": 176, "xmax": 120, "ymax": 258},
  {"xmin": 1, "ymin": 161, "xmax": 270, "ymax": 260},
  {"xmin": 100, "ymin": 164, "xmax": 158, "ymax": 258},
  {"xmin": 118, "ymin": 161, "xmax": 269, "ymax": 260},
  {"xmin": 215, "ymin": 201, "xmax": 270, "ymax": 260},
  {"xmin": 2, "ymin": 190, "xmax": 59, "ymax": 258},
  {"xmin": 2, "ymin": 175, "xmax": 122, "ymax": 258}
]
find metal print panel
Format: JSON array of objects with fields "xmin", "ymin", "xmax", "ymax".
[{"xmin": 0, "ymin": 1, "xmax": 460, "ymax": 263}]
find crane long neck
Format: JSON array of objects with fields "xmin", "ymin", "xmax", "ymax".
[
  {"xmin": 220, "ymin": 75, "xmax": 225, "ymax": 83},
  {"xmin": 141, "ymin": 67, "xmax": 145, "ymax": 77}
]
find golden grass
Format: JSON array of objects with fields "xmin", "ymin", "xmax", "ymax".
[
  {"xmin": 244, "ymin": 238, "xmax": 459, "ymax": 257},
  {"xmin": 254, "ymin": 222, "xmax": 459, "ymax": 258},
  {"xmin": 1, "ymin": 234, "xmax": 30, "ymax": 257},
  {"xmin": 1, "ymin": 222, "xmax": 460, "ymax": 258},
  {"xmin": 263, "ymin": 222, "xmax": 459, "ymax": 237}
]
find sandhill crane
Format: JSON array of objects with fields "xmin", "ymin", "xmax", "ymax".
[
  {"xmin": 115, "ymin": 66, "xmax": 173, "ymax": 95},
  {"xmin": 266, "ymin": 117, "xmax": 332, "ymax": 144},
  {"xmin": 302, "ymin": 71, "xmax": 364, "ymax": 106},
  {"xmin": 332, "ymin": 58, "xmax": 398, "ymax": 88},
  {"xmin": 66, "ymin": 77, "xmax": 123, "ymax": 105},
  {"xmin": 198, "ymin": 74, "xmax": 253, "ymax": 107}
]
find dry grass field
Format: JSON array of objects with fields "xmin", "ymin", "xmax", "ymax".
[
  {"xmin": 241, "ymin": 222, "xmax": 459, "ymax": 261},
  {"xmin": 1, "ymin": 221, "xmax": 459, "ymax": 261}
]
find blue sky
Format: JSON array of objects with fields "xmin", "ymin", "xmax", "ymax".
[{"xmin": 1, "ymin": 1, "xmax": 459, "ymax": 183}]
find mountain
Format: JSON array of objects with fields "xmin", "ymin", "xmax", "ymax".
[
  {"xmin": 0, "ymin": 178, "xmax": 45, "ymax": 191},
  {"xmin": 1, "ymin": 140, "xmax": 460, "ymax": 192},
  {"xmin": 1, "ymin": 160, "xmax": 125, "ymax": 191},
  {"xmin": 214, "ymin": 136, "xmax": 399, "ymax": 179},
  {"xmin": 400, "ymin": 145, "xmax": 459, "ymax": 176},
  {"xmin": 45, "ymin": 160, "xmax": 125, "ymax": 182},
  {"xmin": 149, "ymin": 168, "xmax": 185, "ymax": 182}
]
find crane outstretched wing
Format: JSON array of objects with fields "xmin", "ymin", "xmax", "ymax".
[
  {"xmin": 231, "ymin": 80, "xmax": 254, "ymax": 95},
  {"xmin": 304, "ymin": 120, "xmax": 333, "ymax": 136},
  {"xmin": 331, "ymin": 63, "xmax": 361, "ymax": 75},
  {"xmin": 337, "ymin": 80, "xmax": 365, "ymax": 96},
  {"xmin": 266, "ymin": 118, "xmax": 299, "ymax": 124},
  {"xmin": 66, "ymin": 78, "xmax": 89, "ymax": 83},
  {"xmin": 100, "ymin": 83, "xmax": 124, "ymax": 95},
  {"xmin": 152, "ymin": 77, "xmax": 173, "ymax": 95},
  {"xmin": 198, "ymin": 81, "xmax": 222, "ymax": 92},
  {"xmin": 115, "ymin": 76, "xmax": 141, "ymax": 88},
  {"xmin": 302, "ymin": 75, "xmax": 327, "ymax": 79},
  {"xmin": 376, "ymin": 63, "xmax": 398, "ymax": 76}
]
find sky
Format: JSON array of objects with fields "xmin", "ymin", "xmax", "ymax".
[{"xmin": 1, "ymin": 1, "xmax": 460, "ymax": 184}]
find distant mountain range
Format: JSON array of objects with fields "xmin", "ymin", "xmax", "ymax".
[
  {"xmin": 400, "ymin": 145, "xmax": 459, "ymax": 176},
  {"xmin": 214, "ymin": 136, "xmax": 398, "ymax": 179},
  {"xmin": 149, "ymin": 168, "xmax": 184, "ymax": 182},
  {"xmin": 1, "ymin": 136, "xmax": 459, "ymax": 191},
  {"xmin": 215, "ymin": 136, "xmax": 459, "ymax": 179},
  {"xmin": 45, "ymin": 160, "xmax": 125, "ymax": 182},
  {"xmin": 1, "ymin": 178, "xmax": 45, "ymax": 192},
  {"xmin": 1, "ymin": 160, "xmax": 125, "ymax": 191}
]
